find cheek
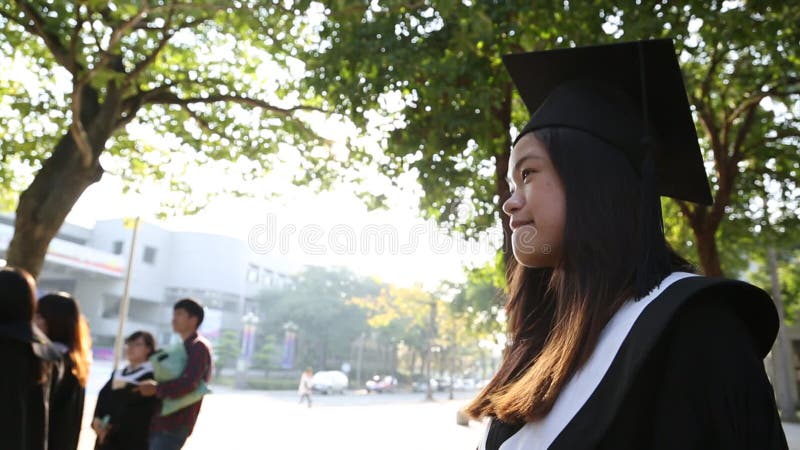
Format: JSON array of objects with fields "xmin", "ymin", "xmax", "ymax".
[{"xmin": 534, "ymin": 182, "xmax": 566, "ymax": 241}]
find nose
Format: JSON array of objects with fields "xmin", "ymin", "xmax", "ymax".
[{"xmin": 503, "ymin": 190, "xmax": 522, "ymax": 216}]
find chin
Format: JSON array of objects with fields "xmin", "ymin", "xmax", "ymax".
[{"xmin": 512, "ymin": 248, "xmax": 558, "ymax": 268}]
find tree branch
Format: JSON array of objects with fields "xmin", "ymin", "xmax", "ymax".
[
  {"xmin": 107, "ymin": 2, "xmax": 151, "ymax": 53},
  {"xmin": 696, "ymin": 103, "xmax": 726, "ymax": 171},
  {"xmin": 12, "ymin": 1, "xmax": 79, "ymax": 73},
  {"xmin": 147, "ymin": 3, "xmax": 230, "ymax": 15},
  {"xmin": 69, "ymin": 3, "xmax": 84, "ymax": 64},
  {"xmin": 126, "ymin": 8, "xmax": 177, "ymax": 81},
  {"xmin": 70, "ymin": 85, "xmax": 95, "ymax": 168},
  {"xmin": 143, "ymin": 90, "xmax": 327, "ymax": 114},
  {"xmin": 730, "ymin": 103, "xmax": 758, "ymax": 162},
  {"xmin": 181, "ymin": 105, "xmax": 216, "ymax": 135},
  {"xmin": 700, "ymin": 44, "xmax": 722, "ymax": 102}
]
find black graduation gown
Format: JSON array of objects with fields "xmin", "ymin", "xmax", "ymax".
[
  {"xmin": 484, "ymin": 276, "xmax": 789, "ymax": 450},
  {"xmin": 50, "ymin": 352, "xmax": 86, "ymax": 450},
  {"xmin": 93, "ymin": 365, "xmax": 159, "ymax": 450},
  {"xmin": 0, "ymin": 322, "xmax": 62, "ymax": 450}
]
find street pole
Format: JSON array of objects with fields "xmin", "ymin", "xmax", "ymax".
[
  {"xmin": 112, "ymin": 217, "xmax": 140, "ymax": 373},
  {"xmin": 425, "ymin": 348, "xmax": 433, "ymax": 401},
  {"xmin": 356, "ymin": 331, "xmax": 365, "ymax": 389},
  {"xmin": 425, "ymin": 299, "xmax": 437, "ymax": 401}
]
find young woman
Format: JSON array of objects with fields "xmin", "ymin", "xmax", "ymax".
[
  {"xmin": 466, "ymin": 39, "xmax": 787, "ymax": 449},
  {"xmin": 93, "ymin": 330, "xmax": 159, "ymax": 450},
  {"xmin": 36, "ymin": 292, "xmax": 93, "ymax": 450},
  {"xmin": 0, "ymin": 267, "xmax": 61, "ymax": 450}
]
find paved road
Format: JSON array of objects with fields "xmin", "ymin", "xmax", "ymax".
[
  {"xmin": 79, "ymin": 388, "xmax": 485, "ymax": 449},
  {"xmin": 79, "ymin": 362, "xmax": 485, "ymax": 449},
  {"xmin": 78, "ymin": 362, "xmax": 800, "ymax": 449}
]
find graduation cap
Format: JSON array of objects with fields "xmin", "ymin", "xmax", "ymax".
[{"xmin": 502, "ymin": 38, "xmax": 713, "ymax": 206}]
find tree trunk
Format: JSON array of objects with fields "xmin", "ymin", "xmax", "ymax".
[
  {"xmin": 7, "ymin": 132, "xmax": 103, "ymax": 278},
  {"xmin": 492, "ymin": 81, "xmax": 513, "ymax": 266},
  {"xmin": 768, "ymin": 247, "xmax": 798, "ymax": 422},
  {"xmin": 6, "ymin": 84, "xmax": 115, "ymax": 279},
  {"xmin": 692, "ymin": 227, "xmax": 723, "ymax": 277}
]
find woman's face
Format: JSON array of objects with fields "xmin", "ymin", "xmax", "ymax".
[
  {"xmin": 125, "ymin": 337, "xmax": 151, "ymax": 365},
  {"xmin": 503, "ymin": 133, "xmax": 566, "ymax": 268}
]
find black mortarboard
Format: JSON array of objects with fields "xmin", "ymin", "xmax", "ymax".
[{"xmin": 502, "ymin": 38, "xmax": 713, "ymax": 205}]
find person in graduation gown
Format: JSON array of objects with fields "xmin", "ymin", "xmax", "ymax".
[
  {"xmin": 0, "ymin": 267, "xmax": 63, "ymax": 450},
  {"xmin": 465, "ymin": 38, "xmax": 788, "ymax": 450},
  {"xmin": 36, "ymin": 292, "xmax": 94, "ymax": 450},
  {"xmin": 92, "ymin": 330, "xmax": 159, "ymax": 450}
]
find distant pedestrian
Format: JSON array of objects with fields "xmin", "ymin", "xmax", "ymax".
[
  {"xmin": 36, "ymin": 292, "xmax": 93, "ymax": 450},
  {"xmin": 298, "ymin": 367, "xmax": 313, "ymax": 408},
  {"xmin": 0, "ymin": 267, "xmax": 62, "ymax": 450},
  {"xmin": 92, "ymin": 330, "xmax": 159, "ymax": 450}
]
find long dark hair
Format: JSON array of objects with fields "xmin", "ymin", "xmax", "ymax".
[
  {"xmin": 0, "ymin": 266, "xmax": 48, "ymax": 384},
  {"xmin": 0, "ymin": 266, "xmax": 36, "ymax": 324},
  {"xmin": 466, "ymin": 127, "xmax": 693, "ymax": 422},
  {"xmin": 37, "ymin": 293, "xmax": 93, "ymax": 387}
]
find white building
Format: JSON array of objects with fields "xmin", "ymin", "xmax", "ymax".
[{"xmin": 0, "ymin": 213, "xmax": 292, "ymax": 355}]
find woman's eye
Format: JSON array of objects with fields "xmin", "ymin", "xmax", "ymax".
[{"xmin": 521, "ymin": 168, "xmax": 535, "ymax": 181}]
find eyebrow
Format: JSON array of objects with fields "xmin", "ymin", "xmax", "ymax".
[{"xmin": 506, "ymin": 154, "xmax": 544, "ymax": 183}]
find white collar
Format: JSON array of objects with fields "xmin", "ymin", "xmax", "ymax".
[{"xmin": 112, "ymin": 361, "xmax": 154, "ymax": 385}]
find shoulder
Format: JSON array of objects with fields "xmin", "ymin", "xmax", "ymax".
[
  {"xmin": 652, "ymin": 275, "xmax": 778, "ymax": 359},
  {"xmin": 187, "ymin": 334, "xmax": 212, "ymax": 356}
]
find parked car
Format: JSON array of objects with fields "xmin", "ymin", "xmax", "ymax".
[
  {"xmin": 412, "ymin": 377, "xmax": 438, "ymax": 392},
  {"xmin": 365, "ymin": 375, "xmax": 398, "ymax": 393},
  {"xmin": 312, "ymin": 370, "xmax": 348, "ymax": 395},
  {"xmin": 434, "ymin": 377, "xmax": 452, "ymax": 392}
]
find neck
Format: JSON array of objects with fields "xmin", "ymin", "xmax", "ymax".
[
  {"xmin": 179, "ymin": 329, "xmax": 196, "ymax": 341},
  {"xmin": 128, "ymin": 360, "xmax": 145, "ymax": 370}
]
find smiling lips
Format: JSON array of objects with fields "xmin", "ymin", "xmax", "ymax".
[{"xmin": 510, "ymin": 220, "xmax": 535, "ymax": 232}]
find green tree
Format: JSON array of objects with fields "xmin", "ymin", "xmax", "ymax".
[
  {"xmin": 305, "ymin": 1, "xmax": 602, "ymax": 258},
  {"xmin": 256, "ymin": 266, "xmax": 379, "ymax": 370},
  {"xmin": 451, "ymin": 254, "xmax": 506, "ymax": 338},
  {"xmin": 213, "ymin": 329, "xmax": 240, "ymax": 379},
  {"xmin": 251, "ymin": 334, "xmax": 279, "ymax": 374},
  {"xmin": 306, "ymin": 1, "xmax": 800, "ymax": 277},
  {"xmin": 0, "ymin": 0, "xmax": 349, "ymax": 278}
]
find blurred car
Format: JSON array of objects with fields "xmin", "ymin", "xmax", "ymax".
[
  {"xmin": 365, "ymin": 375, "xmax": 397, "ymax": 393},
  {"xmin": 435, "ymin": 377, "xmax": 451, "ymax": 392},
  {"xmin": 311, "ymin": 370, "xmax": 348, "ymax": 395},
  {"xmin": 412, "ymin": 377, "xmax": 438, "ymax": 392}
]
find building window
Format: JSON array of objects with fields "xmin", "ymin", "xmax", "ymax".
[
  {"xmin": 102, "ymin": 296, "xmax": 121, "ymax": 319},
  {"xmin": 262, "ymin": 268, "xmax": 274, "ymax": 286},
  {"xmin": 143, "ymin": 246, "xmax": 157, "ymax": 264},
  {"xmin": 247, "ymin": 264, "xmax": 259, "ymax": 283},
  {"xmin": 112, "ymin": 240, "xmax": 123, "ymax": 255}
]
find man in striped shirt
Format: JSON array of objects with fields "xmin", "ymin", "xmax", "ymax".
[{"xmin": 137, "ymin": 298, "xmax": 213, "ymax": 450}]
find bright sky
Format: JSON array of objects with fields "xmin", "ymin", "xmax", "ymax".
[{"xmin": 66, "ymin": 167, "xmax": 498, "ymax": 289}]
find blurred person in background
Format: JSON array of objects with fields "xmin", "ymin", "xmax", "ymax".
[
  {"xmin": 298, "ymin": 367, "xmax": 313, "ymax": 408},
  {"xmin": 93, "ymin": 330, "xmax": 159, "ymax": 450},
  {"xmin": 137, "ymin": 298, "xmax": 212, "ymax": 450},
  {"xmin": 0, "ymin": 266, "xmax": 62, "ymax": 450},
  {"xmin": 37, "ymin": 292, "xmax": 93, "ymax": 450}
]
